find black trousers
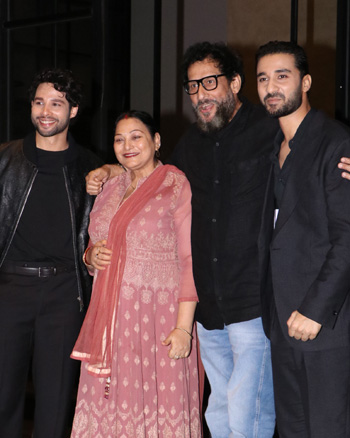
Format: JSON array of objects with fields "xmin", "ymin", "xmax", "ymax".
[
  {"xmin": 271, "ymin": 322, "xmax": 350, "ymax": 438},
  {"xmin": 0, "ymin": 270, "xmax": 84, "ymax": 438}
]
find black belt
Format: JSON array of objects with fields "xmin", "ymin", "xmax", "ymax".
[{"xmin": 0, "ymin": 263, "xmax": 75, "ymax": 277}]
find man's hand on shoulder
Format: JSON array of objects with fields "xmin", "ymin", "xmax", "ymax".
[
  {"xmin": 339, "ymin": 157, "xmax": 350, "ymax": 180},
  {"xmin": 86, "ymin": 164, "xmax": 125, "ymax": 195},
  {"xmin": 287, "ymin": 310, "xmax": 322, "ymax": 342}
]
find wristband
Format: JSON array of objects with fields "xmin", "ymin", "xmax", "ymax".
[
  {"xmin": 83, "ymin": 246, "xmax": 93, "ymax": 266},
  {"xmin": 175, "ymin": 327, "xmax": 193, "ymax": 339}
]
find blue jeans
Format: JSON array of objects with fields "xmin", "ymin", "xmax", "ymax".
[{"xmin": 197, "ymin": 318, "xmax": 275, "ymax": 438}]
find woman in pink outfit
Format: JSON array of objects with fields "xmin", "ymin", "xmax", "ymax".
[{"xmin": 71, "ymin": 111, "xmax": 201, "ymax": 437}]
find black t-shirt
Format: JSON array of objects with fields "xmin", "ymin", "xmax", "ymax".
[
  {"xmin": 272, "ymin": 109, "xmax": 315, "ymax": 208},
  {"xmin": 7, "ymin": 148, "xmax": 74, "ymax": 265}
]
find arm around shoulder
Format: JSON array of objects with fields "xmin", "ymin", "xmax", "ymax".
[
  {"xmin": 299, "ymin": 138, "xmax": 350, "ymax": 327},
  {"xmin": 338, "ymin": 156, "xmax": 350, "ymax": 180},
  {"xmin": 86, "ymin": 163, "xmax": 125, "ymax": 195}
]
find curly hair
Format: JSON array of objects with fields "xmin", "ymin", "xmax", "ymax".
[
  {"xmin": 182, "ymin": 41, "xmax": 245, "ymax": 88},
  {"xmin": 28, "ymin": 68, "xmax": 83, "ymax": 109},
  {"xmin": 256, "ymin": 41, "xmax": 309, "ymax": 79}
]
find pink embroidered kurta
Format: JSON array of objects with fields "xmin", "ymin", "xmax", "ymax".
[{"xmin": 71, "ymin": 166, "xmax": 201, "ymax": 438}]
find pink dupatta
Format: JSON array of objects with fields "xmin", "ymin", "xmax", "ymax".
[{"xmin": 71, "ymin": 165, "xmax": 176, "ymax": 376}]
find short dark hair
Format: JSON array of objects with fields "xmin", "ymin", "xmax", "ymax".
[
  {"xmin": 115, "ymin": 110, "xmax": 158, "ymax": 138},
  {"xmin": 182, "ymin": 41, "xmax": 245, "ymax": 88},
  {"xmin": 255, "ymin": 41, "xmax": 309, "ymax": 78},
  {"xmin": 28, "ymin": 68, "xmax": 83, "ymax": 109}
]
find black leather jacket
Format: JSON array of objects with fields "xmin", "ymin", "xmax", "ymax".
[{"xmin": 0, "ymin": 132, "xmax": 103, "ymax": 310}]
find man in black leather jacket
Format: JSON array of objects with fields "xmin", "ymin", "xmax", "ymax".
[{"xmin": 0, "ymin": 68, "xmax": 103, "ymax": 438}]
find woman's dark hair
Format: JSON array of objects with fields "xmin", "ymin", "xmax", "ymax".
[
  {"xmin": 255, "ymin": 41, "xmax": 309, "ymax": 78},
  {"xmin": 182, "ymin": 41, "xmax": 245, "ymax": 88},
  {"xmin": 115, "ymin": 110, "xmax": 158, "ymax": 138},
  {"xmin": 28, "ymin": 67, "xmax": 83, "ymax": 109}
]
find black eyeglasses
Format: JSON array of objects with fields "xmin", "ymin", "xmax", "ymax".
[{"xmin": 183, "ymin": 74, "xmax": 226, "ymax": 95}]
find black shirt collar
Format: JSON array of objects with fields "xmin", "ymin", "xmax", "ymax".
[
  {"xmin": 271, "ymin": 108, "xmax": 317, "ymax": 162},
  {"xmin": 23, "ymin": 131, "xmax": 78, "ymax": 166}
]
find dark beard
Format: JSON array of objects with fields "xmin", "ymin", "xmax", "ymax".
[
  {"xmin": 31, "ymin": 115, "xmax": 70, "ymax": 137},
  {"xmin": 193, "ymin": 92, "xmax": 236, "ymax": 133},
  {"xmin": 263, "ymin": 88, "xmax": 302, "ymax": 118}
]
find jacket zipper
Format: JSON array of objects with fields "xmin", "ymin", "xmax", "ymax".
[{"xmin": 63, "ymin": 166, "xmax": 84, "ymax": 311}]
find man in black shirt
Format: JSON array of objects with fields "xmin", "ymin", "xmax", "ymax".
[
  {"xmin": 0, "ymin": 68, "xmax": 102, "ymax": 437},
  {"xmin": 172, "ymin": 42, "xmax": 277, "ymax": 438}
]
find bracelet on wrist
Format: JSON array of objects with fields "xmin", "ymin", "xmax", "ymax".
[
  {"xmin": 175, "ymin": 327, "xmax": 193, "ymax": 339},
  {"xmin": 83, "ymin": 246, "xmax": 93, "ymax": 266}
]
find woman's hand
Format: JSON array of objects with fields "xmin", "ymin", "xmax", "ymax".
[
  {"xmin": 85, "ymin": 240, "xmax": 112, "ymax": 270},
  {"xmin": 162, "ymin": 328, "xmax": 192, "ymax": 360}
]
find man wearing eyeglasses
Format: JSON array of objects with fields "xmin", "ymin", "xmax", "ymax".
[{"xmin": 171, "ymin": 42, "xmax": 278, "ymax": 438}]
